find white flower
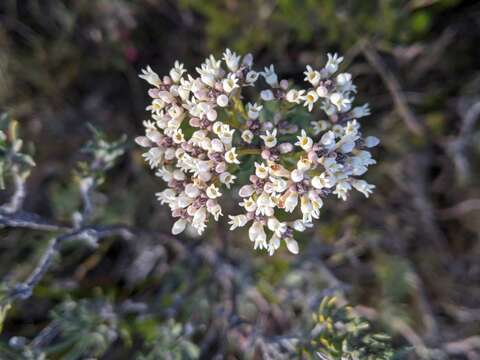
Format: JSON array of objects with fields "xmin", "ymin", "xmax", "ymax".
[
  {"xmin": 267, "ymin": 234, "xmax": 281, "ymax": 256},
  {"xmin": 351, "ymin": 179, "xmax": 375, "ymax": 198},
  {"xmin": 295, "ymin": 130, "xmax": 313, "ymax": 151},
  {"xmin": 256, "ymin": 192, "xmax": 275, "ymax": 217},
  {"xmin": 260, "ymin": 89, "xmax": 274, "ymax": 101},
  {"xmin": 333, "ymin": 180, "xmax": 352, "ymax": 201},
  {"xmin": 240, "ymin": 197, "xmax": 257, "ymax": 212},
  {"xmin": 246, "ymin": 70, "xmax": 259, "ymax": 84},
  {"xmin": 330, "ymin": 92, "xmax": 352, "ymax": 112},
  {"xmin": 247, "ymin": 103, "xmax": 263, "ymax": 119},
  {"xmin": 185, "ymin": 183, "xmax": 200, "ymax": 198},
  {"xmin": 285, "ymin": 237, "xmax": 299, "ymax": 254},
  {"xmin": 210, "ymin": 138, "xmax": 224, "ymax": 152},
  {"xmin": 351, "ymin": 104, "xmax": 371, "ymax": 118},
  {"xmin": 241, "ymin": 130, "xmax": 254, "ymax": 144},
  {"xmin": 219, "ymin": 172, "xmax": 236, "ymax": 188},
  {"xmin": 139, "ymin": 66, "xmax": 161, "ymax": 87},
  {"xmin": 255, "ymin": 162, "xmax": 269, "ymax": 179},
  {"xmin": 260, "ymin": 129, "xmax": 277, "ymax": 148},
  {"xmin": 228, "ymin": 214, "xmax": 248, "ymax": 230},
  {"xmin": 311, "ymin": 172, "xmax": 336, "ymax": 189},
  {"xmin": 169, "ymin": 61, "xmax": 186, "ymax": 83},
  {"xmin": 216, "ymin": 94, "xmax": 229, "ymax": 107},
  {"xmin": 206, "ymin": 200, "xmax": 223, "ymax": 221},
  {"xmin": 286, "ymin": 89, "xmax": 306, "ymax": 104},
  {"xmin": 316, "ymin": 85, "xmax": 329, "ymax": 98},
  {"xmin": 249, "ymin": 221, "xmax": 267, "ymax": 250},
  {"xmin": 267, "ymin": 218, "xmax": 287, "ymax": 237},
  {"xmin": 192, "ymin": 207, "xmax": 207, "ymax": 234},
  {"xmin": 325, "ymin": 53, "xmax": 344, "ymax": 74},
  {"xmin": 271, "ymin": 177, "xmax": 288, "ymax": 193},
  {"xmin": 291, "ymin": 169, "xmax": 304, "ymax": 183},
  {"xmin": 222, "ymin": 73, "xmax": 239, "ymax": 93},
  {"xmin": 364, "ymin": 136, "xmax": 380, "ymax": 148},
  {"xmin": 225, "ymin": 147, "xmax": 240, "ymax": 164},
  {"xmin": 206, "ymin": 184, "xmax": 222, "ymax": 199},
  {"xmin": 320, "ymin": 130, "xmax": 336, "ymax": 150},
  {"xmin": 304, "ymin": 65, "xmax": 321, "ymax": 86},
  {"xmin": 284, "ymin": 191, "xmax": 298, "ymax": 213},
  {"xmin": 262, "ymin": 65, "xmax": 278, "ymax": 87},
  {"xmin": 304, "ymin": 90, "xmax": 319, "ymax": 112},
  {"xmin": 172, "ymin": 129, "xmax": 185, "ymax": 144},
  {"xmin": 297, "ymin": 158, "xmax": 312, "ymax": 171},
  {"xmin": 223, "ymin": 48, "xmax": 241, "ymax": 71},
  {"xmin": 239, "ymin": 184, "xmax": 255, "ymax": 198},
  {"xmin": 142, "ymin": 148, "xmax": 163, "ymax": 168},
  {"xmin": 172, "ymin": 219, "xmax": 187, "ymax": 235}
]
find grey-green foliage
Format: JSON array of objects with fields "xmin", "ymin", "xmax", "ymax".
[
  {"xmin": 136, "ymin": 320, "xmax": 199, "ymax": 360},
  {"xmin": 77, "ymin": 124, "xmax": 127, "ymax": 185},
  {"xmin": 46, "ymin": 298, "xmax": 118, "ymax": 359},
  {"xmin": 0, "ymin": 113, "xmax": 35, "ymax": 190},
  {"xmin": 300, "ymin": 296, "xmax": 396, "ymax": 360}
]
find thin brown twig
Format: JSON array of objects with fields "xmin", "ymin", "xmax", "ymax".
[{"xmin": 360, "ymin": 39, "xmax": 425, "ymax": 137}]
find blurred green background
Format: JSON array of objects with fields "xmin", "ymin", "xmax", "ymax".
[{"xmin": 1, "ymin": 0, "xmax": 480, "ymax": 358}]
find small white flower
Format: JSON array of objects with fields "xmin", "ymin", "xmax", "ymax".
[
  {"xmin": 351, "ymin": 104, "xmax": 371, "ymax": 118},
  {"xmin": 295, "ymin": 130, "xmax": 313, "ymax": 151},
  {"xmin": 267, "ymin": 218, "xmax": 287, "ymax": 237},
  {"xmin": 262, "ymin": 65, "xmax": 278, "ymax": 87},
  {"xmin": 364, "ymin": 136, "xmax": 380, "ymax": 148},
  {"xmin": 247, "ymin": 103, "xmax": 263, "ymax": 119},
  {"xmin": 172, "ymin": 129, "xmax": 185, "ymax": 144},
  {"xmin": 297, "ymin": 158, "xmax": 312, "ymax": 171},
  {"xmin": 139, "ymin": 66, "xmax": 161, "ymax": 87},
  {"xmin": 240, "ymin": 197, "xmax": 257, "ymax": 212},
  {"xmin": 225, "ymin": 147, "xmax": 240, "ymax": 164},
  {"xmin": 285, "ymin": 237, "xmax": 299, "ymax": 254},
  {"xmin": 241, "ymin": 130, "xmax": 254, "ymax": 144},
  {"xmin": 311, "ymin": 172, "xmax": 336, "ymax": 189},
  {"xmin": 325, "ymin": 53, "xmax": 344, "ymax": 74},
  {"xmin": 351, "ymin": 179, "xmax": 375, "ymax": 198},
  {"xmin": 320, "ymin": 130, "xmax": 336, "ymax": 150},
  {"xmin": 172, "ymin": 219, "xmax": 187, "ymax": 235},
  {"xmin": 286, "ymin": 89, "xmax": 306, "ymax": 104},
  {"xmin": 222, "ymin": 73, "xmax": 239, "ymax": 93},
  {"xmin": 216, "ymin": 94, "xmax": 229, "ymax": 107},
  {"xmin": 316, "ymin": 85, "xmax": 329, "ymax": 98},
  {"xmin": 291, "ymin": 169, "xmax": 304, "ymax": 183},
  {"xmin": 246, "ymin": 70, "xmax": 259, "ymax": 84},
  {"xmin": 169, "ymin": 61, "xmax": 186, "ymax": 83},
  {"xmin": 223, "ymin": 48, "xmax": 241, "ymax": 72},
  {"xmin": 260, "ymin": 89, "xmax": 274, "ymax": 101},
  {"xmin": 330, "ymin": 92, "xmax": 352, "ymax": 112},
  {"xmin": 304, "ymin": 65, "xmax": 321, "ymax": 86},
  {"xmin": 239, "ymin": 184, "xmax": 255, "ymax": 198},
  {"xmin": 228, "ymin": 214, "xmax": 248, "ymax": 230},
  {"xmin": 260, "ymin": 129, "xmax": 277, "ymax": 148},
  {"xmin": 206, "ymin": 184, "xmax": 222, "ymax": 199},
  {"xmin": 256, "ymin": 192, "xmax": 275, "ymax": 217},
  {"xmin": 304, "ymin": 90, "xmax": 319, "ymax": 112},
  {"xmin": 219, "ymin": 172, "xmax": 236, "ymax": 188},
  {"xmin": 255, "ymin": 162, "xmax": 269, "ymax": 179},
  {"xmin": 249, "ymin": 221, "xmax": 267, "ymax": 250},
  {"xmin": 284, "ymin": 191, "xmax": 299, "ymax": 213}
]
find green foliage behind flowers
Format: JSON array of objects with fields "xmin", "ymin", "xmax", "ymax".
[{"xmin": 301, "ymin": 296, "xmax": 396, "ymax": 359}]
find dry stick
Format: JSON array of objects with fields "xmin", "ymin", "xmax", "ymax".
[
  {"xmin": 2, "ymin": 225, "xmax": 135, "ymax": 304},
  {"xmin": 0, "ymin": 166, "xmax": 27, "ymax": 214},
  {"xmin": 360, "ymin": 40, "xmax": 425, "ymax": 137}
]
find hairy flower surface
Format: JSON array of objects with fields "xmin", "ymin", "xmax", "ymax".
[{"xmin": 137, "ymin": 49, "xmax": 379, "ymax": 255}]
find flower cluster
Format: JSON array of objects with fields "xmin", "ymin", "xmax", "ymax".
[{"xmin": 137, "ymin": 49, "xmax": 379, "ymax": 255}]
